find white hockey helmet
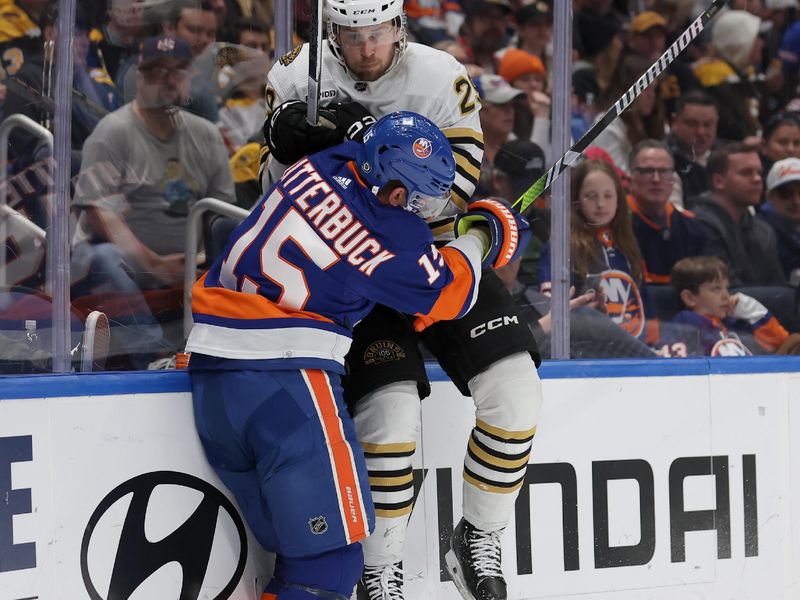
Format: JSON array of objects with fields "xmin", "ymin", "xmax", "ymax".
[
  {"xmin": 326, "ymin": 0, "xmax": 408, "ymax": 73},
  {"xmin": 327, "ymin": 0, "xmax": 403, "ymax": 27}
]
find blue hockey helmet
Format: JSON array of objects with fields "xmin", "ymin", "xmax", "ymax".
[{"xmin": 356, "ymin": 111, "xmax": 456, "ymax": 218}]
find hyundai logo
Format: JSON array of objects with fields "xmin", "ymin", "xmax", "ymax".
[{"xmin": 80, "ymin": 471, "xmax": 248, "ymax": 600}]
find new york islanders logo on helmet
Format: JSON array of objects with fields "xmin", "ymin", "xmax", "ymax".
[{"xmin": 413, "ymin": 137, "xmax": 433, "ymax": 159}]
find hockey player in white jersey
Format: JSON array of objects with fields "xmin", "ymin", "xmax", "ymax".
[{"xmin": 261, "ymin": 1, "xmax": 545, "ymax": 598}]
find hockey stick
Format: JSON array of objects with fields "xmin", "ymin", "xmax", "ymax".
[
  {"xmin": 511, "ymin": 0, "xmax": 727, "ymax": 214},
  {"xmin": 306, "ymin": 0, "xmax": 325, "ymax": 125}
]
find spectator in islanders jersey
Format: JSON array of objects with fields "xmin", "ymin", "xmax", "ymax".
[
  {"xmin": 538, "ymin": 159, "xmax": 657, "ymax": 346},
  {"xmin": 661, "ymin": 256, "xmax": 790, "ymax": 357},
  {"xmin": 185, "ymin": 111, "xmax": 528, "ymax": 600},
  {"xmin": 628, "ymin": 140, "xmax": 706, "ymax": 287}
]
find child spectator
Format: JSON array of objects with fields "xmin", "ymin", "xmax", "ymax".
[
  {"xmin": 538, "ymin": 159, "xmax": 654, "ymax": 344},
  {"xmin": 662, "ymin": 256, "xmax": 790, "ymax": 356}
]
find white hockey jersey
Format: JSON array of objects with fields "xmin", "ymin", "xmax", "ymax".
[{"xmin": 263, "ymin": 42, "xmax": 484, "ymax": 229}]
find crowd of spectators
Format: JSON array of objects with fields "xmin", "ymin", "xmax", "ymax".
[{"xmin": 2, "ymin": 0, "xmax": 800, "ymax": 372}]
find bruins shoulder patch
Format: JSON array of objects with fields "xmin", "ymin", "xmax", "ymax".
[{"xmin": 279, "ymin": 45, "xmax": 303, "ymax": 67}]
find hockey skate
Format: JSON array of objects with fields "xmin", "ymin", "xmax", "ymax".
[
  {"xmin": 356, "ymin": 562, "xmax": 404, "ymax": 600},
  {"xmin": 445, "ymin": 519, "xmax": 506, "ymax": 600}
]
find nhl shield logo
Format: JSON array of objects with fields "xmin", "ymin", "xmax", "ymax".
[
  {"xmin": 413, "ymin": 137, "xmax": 433, "ymax": 159},
  {"xmin": 309, "ymin": 515, "xmax": 328, "ymax": 535}
]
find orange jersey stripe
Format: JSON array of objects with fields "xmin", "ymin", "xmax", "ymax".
[
  {"xmin": 304, "ymin": 369, "xmax": 370, "ymax": 544},
  {"xmin": 416, "ymin": 246, "xmax": 475, "ymax": 328},
  {"xmin": 754, "ymin": 316, "xmax": 789, "ymax": 351},
  {"xmin": 192, "ymin": 272, "xmax": 334, "ymax": 324}
]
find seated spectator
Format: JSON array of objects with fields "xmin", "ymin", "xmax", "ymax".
[
  {"xmin": 458, "ymin": 0, "xmax": 512, "ymax": 72},
  {"xmin": 513, "ymin": 1, "xmax": 552, "ymax": 78},
  {"xmin": 497, "ymin": 47, "xmax": 551, "ymax": 161},
  {"xmin": 572, "ymin": 6, "xmax": 623, "ymax": 93},
  {"xmin": 0, "ymin": 0, "xmax": 47, "ymax": 78},
  {"xmin": 692, "ymin": 142, "xmax": 800, "ymax": 330},
  {"xmin": 499, "ymin": 255, "xmax": 656, "ymax": 359},
  {"xmin": 593, "ymin": 54, "xmax": 667, "ymax": 174},
  {"xmin": 693, "ymin": 143, "xmax": 786, "ymax": 286},
  {"xmin": 233, "ymin": 16, "xmax": 271, "ymax": 54},
  {"xmin": 88, "ymin": 0, "xmax": 153, "ymax": 84},
  {"xmin": 628, "ymin": 139, "xmax": 706, "ymax": 287},
  {"xmin": 473, "ymin": 73, "xmax": 525, "ymax": 195},
  {"xmin": 693, "ymin": 9, "xmax": 763, "ymax": 143},
  {"xmin": 490, "ymin": 139, "xmax": 548, "ymax": 282},
  {"xmin": 760, "ymin": 111, "xmax": 800, "ymax": 178},
  {"xmin": 3, "ymin": 3, "xmax": 116, "ymax": 162},
  {"xmin": 404, "ymin": 0, "xmax": 462, "ymax": 45},
  {"xmin": 760, "ymin": 157, "xmax": 800, "ymax": 285},
  {"xmin": 667, "ymin": 90, "xmax": 720, "ymax": 207},
  {"xmin": 660, "ymin": 256, "xmax": 790, "ymax": 356},
  {"xmin": 571, "ymin": 68, "xmax": 600, "ymax": 141},
  {"xmin": 119, "ymin": 0, "xmax": 220, "ymax": 122},
  {"xmin": 538, "ymin": 159, "xmax": 655, "ymax": 344},
  {"xmin": 71, "ymin": 35, "xmax": 234, "ymax": 367},
  {"xmin": 627, "ymin": 10, "xmax": 699, "ymax": 115},
  {"xmin": 211, "ymin": 18, "xmax": 270, "ymax": 154}
]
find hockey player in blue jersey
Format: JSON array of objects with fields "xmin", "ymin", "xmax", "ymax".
[{"xmin": 185, "ymin": 111, "xmax": 530, "ymax": 600}]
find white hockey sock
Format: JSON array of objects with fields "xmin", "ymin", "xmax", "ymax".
[
  {"xmin": 463, "ymin": 352, "xmax": 543, "ymax": 532},
  {"xmin": 353, "ymin": 381, "xmax": 421, "ymax": 566}
]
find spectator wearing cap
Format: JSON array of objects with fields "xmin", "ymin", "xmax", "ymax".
[
  {"xmin": 71, "ymin": 34, "xmax": 235, "ymax": 367},
  {"xmin": 459, "ymin": 0, "xmax": 512, "ymax": 70},
  {"xmin": 497, "ymin": 48, "xmax": 551, "ymax": 160},
  {"xmin": 514, "ymin": 1, "xmax": 552, "ymax": 74},
  {"xmin": 628, "ymin": 11, "xmax": 667, "ymax": 61},
  {"xmin": 474, "ymin": 72, "xmax": 525, "ymax": 157},
  {"xmin": 119, "ymin": 1, "xmax": 221, "ymax": 122},
  {"xmin": 573, "ymin": 6, "xmax": 623, "ymax": 92},
  {"xmin": 472, "ymin": 73, "xmax": 526, "ymax": 198},
  {"xmin": 593, "ymin": 54, "xmax": 667, "ymax": 174},
  {"xmin": 627, "ymin": 10, "xmax": 700, "ymax": 116},
  {"xmin": 759, "ymin": 157, "xmax": 800, "ymax": 284}
]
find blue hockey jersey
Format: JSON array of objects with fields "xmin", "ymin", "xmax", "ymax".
[{"xmin": 186, "ymin": 141, "xmax": 483, "ymax": 372}]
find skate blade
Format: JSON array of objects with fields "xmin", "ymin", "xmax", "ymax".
[{"xmin": 445, "ymin": 549, "xmax": 477, "ymax": 600}]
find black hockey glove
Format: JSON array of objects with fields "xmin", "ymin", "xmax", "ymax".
[
  {"xmin": 264, "ymin": 100, "xmax": 343, "ymax": 165},
  {"xmin": 331, "ymin": 102, "xmax": 377, "ymax": 142}
]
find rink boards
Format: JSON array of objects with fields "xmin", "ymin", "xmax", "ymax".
[{"xmin": 0, "ymin": 357, "xmax": 798, "ymax": 600}]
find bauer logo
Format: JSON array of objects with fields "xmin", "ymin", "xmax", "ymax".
[
  {"xmin": 413, "ymin": 137, "xmax": 433, "ymax": 159},
  {"xmin": 80, "ymin": 471, "xmax": 247, "ymax": 600}
]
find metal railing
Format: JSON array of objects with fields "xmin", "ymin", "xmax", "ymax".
[
  {"xmin": 183, "ymin": 198, "xmax": 249, "ymax": 336},
  {"xmin": 0, "ymin": 114, "xmax": 54, "ymax": 288}
]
